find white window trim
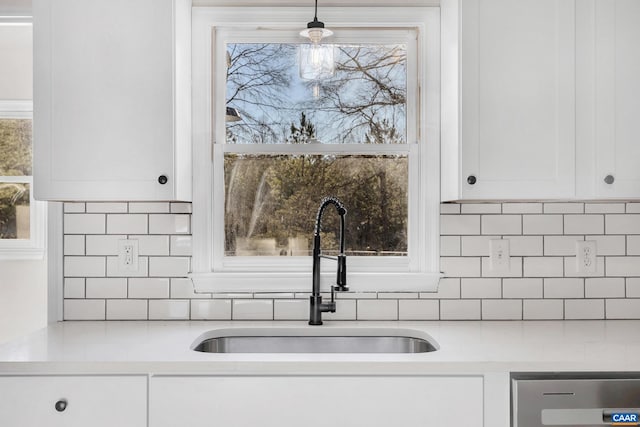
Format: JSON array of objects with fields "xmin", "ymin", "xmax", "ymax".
[
  {"xmin": 0, "ymin": 100, "xmax": 46, "ymax": 260},
  {"xmin": 190, "ymin": 6, "xmax": 441, "ymax": 292}
]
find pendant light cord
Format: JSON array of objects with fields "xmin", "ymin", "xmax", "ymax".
[{"xmin": 314, "ymin": 0, "xmax": 318, "ymax": 21}]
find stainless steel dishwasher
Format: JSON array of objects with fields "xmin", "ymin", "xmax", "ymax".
[{"xmin": 512, "ymin": 373, "xmax": 640, "ymax": 426}]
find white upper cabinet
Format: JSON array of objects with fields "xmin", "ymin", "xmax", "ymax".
[
  {"xmin": 443, "ymin": 0, "xmax": 576, "ymax": 200},
  {"xmin": 33, "ymin": 0, "xmax": 191, "ymax": 201},
  {"xmin": 577, "ymin": 0, "xmax": 640, "ymax": 199}
]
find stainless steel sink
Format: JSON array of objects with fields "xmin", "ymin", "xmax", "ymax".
[{"xmin": 191, "ymin": 328, "xmax": 438, "ymax": 354}]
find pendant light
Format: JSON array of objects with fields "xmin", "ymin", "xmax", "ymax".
[{"xmin": 299, "ymin": 0, "xmax": 335, "ymax": 81}]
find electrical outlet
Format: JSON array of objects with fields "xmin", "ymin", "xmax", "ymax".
[
  {"xmin": 576, "ymin": 240, "xmax": 597, "ymax": 274},
  {"xmin": 490, "ymin": 239, "xmax": 510, "ymax": 272},
  {"xmin": 118, "ymin": 239, "xmax": 139, "ymax": 272}
]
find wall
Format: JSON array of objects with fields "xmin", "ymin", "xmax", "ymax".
[
  {"xmin": 0, "ymin": 21, "xmax": 47, "ymax": 344},
  {"xmin": 62, "ymin": 201, "xmax": 640, "ymax": 321}
]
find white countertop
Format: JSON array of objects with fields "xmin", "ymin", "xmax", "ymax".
[{"xmin": 1, "ymin": 320, "xmax": 639, "ymax": 374}]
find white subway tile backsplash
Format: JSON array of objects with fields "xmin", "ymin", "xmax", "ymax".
[
  {"xmin": 523, "ymin": 257, "xmax": 564, "ymax": 277},
  {"xmin": 441, "ymin": 257, "xmax": 481, "ymax": 277},
  {"xmin": 64, "ymin": 235, "xmax": 85, "ymax": 255},
  {"xmin": 605, "ymin": 299, "xmax": 640, "ymax": 319},
  {"xmin": 440, "ymin": 299, "xmax": 481, "ymax": 320},
  {"xmin": 86, "ymin": 202, "xmax": 128, "ymax": 213},
  {"xmin": 232, "ymin": 299, "xmax": 273, "ymax": 320},
  {"xmin": 440, "ymin": 203, "xmax": 461, "ymax": 214},
  {"xmin": 64, "ymin": 214, "xmax": 105, "ymax": 234},
  {"xmin": 86, "ymin": 278, "xmax": 127, "ymax": 299},
  {"xmin": 523, "ymin": 299, "xmax": 563, "ymax": 320},
  {"xmin": 85, "ymin": 235, "xmax": 125, "ymax": 256},
  {"xmin": 64, "ymin": 202, "xmax": 86, "ymax": 213},
  {"xmin": 148, "ymin": 257, "xmax": 190, "ymax": 277},
  {"xmin": 508, "ymin": 236, "xmax": 544, "ymax": 256},
  {"xmin": 523, "ymin": 215, "xmax": 563, "ymax": 235},
  {"xmin": 564, "ymin": 299, "xmax": 605, "ymax": 320},
  {"xmin": 64, "ymin": 278, "xmax": 85, "ymax": 299},
  {"xmin": 544, "ymin": 203, "xmax": 583, "ymax": 214},
  {"xmin": 587, "ymin": 235, "xmax": 625, "ymax": 256},
  {"xmin": 357, "ymin": 300, "xmax": 398, "ymax": 320},
  {"xmin": 585, "ymin": 203, "xmax": 625, "ymax": 214},
  {"xmin": 106, "ymin": 299, "xmax": 148, "ymax": 320},
  {"xmin": 606, "ymin": 214, "xmax": 640, "ymax": 234},
  {"xmin": 461, "ymin": 278, "xmax": 501, "ymax": 299},
  {"xmin": 482, "ymin": 215, "xmax": 521, "ymax": 235},
  {"xmin": 482, "ymin": 299, "xmax": 522, "ymax": 320},
  {"xmin": 440, "ymin": 236, "xmax": 461, "ymax": 256},
  {"xmin": 627, "ymin": 236, "xmax": 640, "ymax": 255},
  {"xmin": 564, "ymin": 215, "xmax": 604, "ymax": 235},
  {"xmin": 64, "ymin": 299, "xmax": 105, "ymax": 320},
  {"xmin": 106, "ymin": 256, "xmax": 149, "ymax": 277},
  {"xmin": 106, "ymin": 214, "xmax": 147, "ymax": 234},
  {"xmin": 149, "ymin": 300, "xmax": 189, "ymax": 320},
  {"xmin": 420, "ymin": 278, "xmax": 461, "ymax": 299},
  {"xmin": 191, "ymin": 299, "xmax": 232, "ymax": 320},
  {"xmin": 606, "ymin": 257, "xmax": 640, "ymax": 277},
  {"xmin": 356, "ymin": 300, "xmax": 398, "ymax": 320},
  {"xmin": 461, "ymin": 203, "xmax": 501, "ymax": 214},
  {"xmin": 627, "ymin": 278, "xmax": 640, "ymax": 298},
  {"xmin": 585, "ymin": 278, "xmax": 625, "ymax": 298},
  {"xmin": 398, "ymin": 300, "xmax": 439, "ymax": 320},
  {"xmin": 377, "ymin": 292, "xmax": 419, "ymax": 299},
  {"xmin": 544, "ymin": 278, "xmax": 584, "ymax": 298},
  {"xmin": 544, "ymin": 236, "xmax": 584, "ymax": 256},
  {"xmin": 481, "ymin": 257, "xmax": 523, "ymax": 278},
  {"xmin": 273, "ymin": 300, "xmax": 307, "ymax": 320},
  {"xmin": 324, "ymin": 300, "xmax": 357, "ymax": 320},
  {"xmin": 171, "ymin": 278, "xmax": 210, "ymax": 299},
  {"xmin": 171, "ymin": 202, "xmax": 193, "ymax": 214},
  {"xmin": 149, "ymin": 214, "xmax": 190, "ymax": 234},
  {"xmin": 254, "ymin": 293, "xmax": 296, "ymax": 299},
  {"xmin": 129, "ymin": 202, "xmax": 170, "ymax": 213},
  {"xmin": 502, "ymin": 203, "xmax": 543, "ymax": 214},
  {"xmin": 627, "ymin": 203, "xmax": 640, "ymax": 213},
  {"xmin": 563, "ymin": 256, "xmax": 605, "ymax": 277},
  {"xmin": 65, "ymin": 256, "xmax": 106, "ymax": 277},
  {"xmin": 129, "ymin": 278, "xmax": 170, "ymax": 299},
  {"xmin": 441, "ymin": 215, "xmax": 480, "ymax": 235},
  {"xmin": 502, "ymin": 278, "xmax": 543, "ymax": 299},
  {"xmin": 132, "ymin": 235, "xmax": 170, "ymax": 256},
  {"xmin": 170, "ymin": 235, "xmax": 192, "ymax": 256},
  {"xmin": 461, "ymin": 236, "xmax": 493, "ymax": 256}
]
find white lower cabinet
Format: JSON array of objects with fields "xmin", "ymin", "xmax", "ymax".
[
  {"xmin": 149, "ymin": 375, "xmax": 483, "ymax": 427},
  {"xmin": 0, "ymin": 375, "xmax": 147, "ymax": 427}
]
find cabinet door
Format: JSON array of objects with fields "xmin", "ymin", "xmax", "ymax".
[
  {"xmin": 33, "ymin": 0, "xmax": 191, "ymax": 201},
  {"xmin": 150, "ymin": 375, "xmax": 483, "ymax": 427},
  {"xmin": 582, "ymin": 0, "xmax": 640, "ymax": 198},
  {"xmin": 0, "ymin": 375, "xmax": 147, "ymax": 427},
  {"xmin": 459, "ymin": 0, "xmax": 575, "ymax": 199}
]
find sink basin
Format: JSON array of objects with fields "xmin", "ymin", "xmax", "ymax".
[{"xmin": 191, "ymin": 328, "xmax": 438, "ymax": 354}]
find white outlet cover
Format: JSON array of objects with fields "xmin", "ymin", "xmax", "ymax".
[
  {"xmin": 576, "ymin": 240, "xmax": 597, "ymax": 274},
  {"xmin": 489, "ymin": 239, "xmax": 510, "ymax": 272},
  {"xmin": 118, "ymin": 239, "xmax": 139, "ymax": 272}
]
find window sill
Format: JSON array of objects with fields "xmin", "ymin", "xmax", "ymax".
[
  {"xmin": 0, "ymin": 247, "xmax": 45, "ymax": 261},
  {"xmin": 189, "ymin": 271, "xmax": 443, "ymax": 293}
]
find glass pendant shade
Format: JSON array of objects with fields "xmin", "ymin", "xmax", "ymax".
[{"xmin": 299, "ymin": 43, "xmax": 335, "ymax": 80}]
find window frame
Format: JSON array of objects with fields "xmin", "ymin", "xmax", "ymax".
[
  {"xmin": 190, "ymin": 6, "xmax": 441, "ymax": 292},
  {"xmin": 0, "ymin": 100, "xmax": 46, "ymax": 260}
]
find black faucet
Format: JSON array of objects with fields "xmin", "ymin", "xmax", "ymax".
[{"xmin": 309, "ymin": 196, "xmax": 348, "ymax": 325}]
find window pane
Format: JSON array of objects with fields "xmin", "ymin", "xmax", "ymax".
[
  {"xmin": 0, "ymin": 182, "xmax": 30, "ymax": 239},
  {"xmin": 224, "ymin": 154, "xmax": 407, "ymax": 256},
  {"xmin": 0, "ymin": 119, "xmax": 32, "ymax": 176},
  {"xmin": 226, "ymin": 43, "xmax": 406, "ymax": 145}
]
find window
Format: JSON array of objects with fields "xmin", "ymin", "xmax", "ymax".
[
  {"xmin": 0, "ymin": 22, "xmax": 45, "ymax": 259},
  {"xmin": 191, "ymin": 7, "xmax": 440, "ymax": 292}
]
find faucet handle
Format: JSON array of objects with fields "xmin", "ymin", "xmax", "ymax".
[{"xmin": 336, "ymin": 254, "xmax": 348, "ymax": 291}]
